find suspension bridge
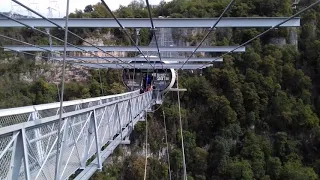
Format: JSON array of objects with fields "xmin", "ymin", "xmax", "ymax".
[{"xmin": 0, "ymin": 0, "xmax": 318, "ymax": 179}]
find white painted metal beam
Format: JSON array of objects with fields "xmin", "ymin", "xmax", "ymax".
[
  {"xmin": 2, "ymin": 46, "xmax": 245, "ymax": 52},
  {"xmin": 77, "ymin": 63, "xmax": 214, "ymax": 69},
  {"xmin": 0, "ymin": 17, "xmax": 300, "ymax": 28},
  {"xmin": 52, "ymin": 56, "xmax": 223, "ymax": 62}
]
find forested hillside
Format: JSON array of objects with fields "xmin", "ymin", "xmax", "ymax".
[
  {"xmin": 1, "ymin": 0, "xmax": 320, "ymax": 179},
  {"xmin": 89, "ymin": 0, "xmax": 320, "ymax": 179}
]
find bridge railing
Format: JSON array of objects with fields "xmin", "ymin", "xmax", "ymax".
[
  {"xmin": 0, "ymin": 90, "xmax": 140, "ymax": 127},
  {"xmin": 0, "ymin": 91, "xmax": 153, "ymax": 180}
]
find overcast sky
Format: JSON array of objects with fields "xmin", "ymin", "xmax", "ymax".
[{"xmin": 1, "ymin": 0, "xmax": 171, "ymax": 17}]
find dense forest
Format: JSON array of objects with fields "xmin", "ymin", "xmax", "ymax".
[{"xmin": 1, "ymin": 0, "xmax": 320, "ymax": 179}]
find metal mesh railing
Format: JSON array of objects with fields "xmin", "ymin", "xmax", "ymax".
[
  {"xmin": 0, "ymin": 134, "xmax": 14, "ymax": 179},
  {"xmin": 0, "ymin": 91, "xmax": 153, "ymax": 180},
  {"xmin": 0, "ymin": 91, "xmax": 140, "ymax": 128}
]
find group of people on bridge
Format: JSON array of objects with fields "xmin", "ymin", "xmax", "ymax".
[{"xmin": 140, "ymin": 74, "xmax": 155, "ymax": 93}]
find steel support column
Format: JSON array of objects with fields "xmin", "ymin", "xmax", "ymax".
[
  {"xmin": 93, "ymin": 110, "xmax": 102, "ymax": 170},
  {"xmin": 8, "ymin": 129, "xmax": 31, "ymax": 180},
  {"xmin": 55, "ymin": 118, "xmax": 70, "ymax": 180}
]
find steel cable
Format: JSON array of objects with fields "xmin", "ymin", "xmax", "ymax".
[
  {"xmin": 176, "ymin": 72, "xmax": 187, "ymax": 180},
  {"xmin": 143, "ymin": 110, "xmax": 148, "ymax": 180},
  {"xmin": 100, "ymin": 0, "xmax": 155, "ymax": 68},
  {"xmin": 179, "ymin": 0, "xmax": 236, "ymax": 70},
  {"xmin": 12, "ymin": 0, "xmax": 133, "ymax": 68},
  {"xmin": 54, "ymin": 0, "xmax": 70, "ymax": 179},
  {"xmin": 198, "ymin": 0, "xmax": 320, "ymax": 69}
]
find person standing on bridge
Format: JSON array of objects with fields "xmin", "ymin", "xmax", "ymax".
[{"xmin": 146, "ymin": 74, "xmax": 152, "ymax": 86}]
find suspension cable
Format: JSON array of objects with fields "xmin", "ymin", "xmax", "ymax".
[
  {"xmin": 143, "ymin": 110, "xmax": 148, "ymax": 180},
  {"xmin": 145, "ymin": 0, "xmax": 164, "ymax": 69},
  {"xmin": 12, "ymin": 0, "xmax": 133, "ymax": 68},
  {"xmin": 100, "ymin": 0, "xmax": 155, "ymax": 68},
  {"xmin": 162, "ymin": 110, "xmax": 172, "ymax": 180},
  {"xmin": 1, "ymin": 46, "xmax": 49, "ymax": 59},
  {"xmin": 179, "ymin": 0, "xmax": 235, "ymax": 70},
  {"xmin": 0, "ymin": 12, "xmax": 127, "ymax": 68},
  {"xmin": 176, "ymin": 72, "xmax": 187, "ymax": 180},
  {"xmin": 54, "ymin": 0, "xmax": 70, "ymax": 179},
  {"xmin": 145, "ymin": 0, "xmax": 166, "ymax": 88},
  {"xmin": 0, "ymin": 34, "xmax": 108, "ymax": 69},
  {"xmin": 132, "ymin": 29, "xmax": 139, "ymax": 91},
  {"xmin": 198, "ymin": 0, "xmax": 320, "ymax": 69},
  {"xmin": 0, "ymin": 34, "xmax": 58, "ymax": 53}
]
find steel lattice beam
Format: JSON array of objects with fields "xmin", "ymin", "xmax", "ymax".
[
  {"xmin": 2, "ymin": 45, "xmax": 246, "ymax": 52},
  {"xmin": 77, "ymin": 63, "xmax": 214, "ymax": 69},
  {"xmin": 0, "ymin": 17, "xmax": 300, "ymax": 28},
  {"xmin": 52, "ymin": 56, "xmax": 223, "ymax": 62}
]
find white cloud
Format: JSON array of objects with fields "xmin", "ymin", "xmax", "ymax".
[{"xmin": 1, "ymin": 0, "xmax": 172, "ymax": 17}]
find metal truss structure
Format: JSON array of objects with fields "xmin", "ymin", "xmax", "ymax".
[
  {"xmin": 77, "ymin": 63, "xmax": 214, "ymax": 69},
  {"xmin": 0, "ymin": 17, "xmax": 300, "ymax": 28},
  {"xmin": 47, "ymin": 57, "xmax": 224, "ymax": 62},
  {"xmin": 2, "ymin": 45, "xmax": 246, "ymax": 52},
  {"xmin": 0, "ymin": 90, "xmax": 154, "ymax": 180}
]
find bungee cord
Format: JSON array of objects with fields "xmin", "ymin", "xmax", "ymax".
[
  {"xmin": 143, "ymin": 110, "xmax": 149, "ymax": 180},
  {"xmin": 176, "ymin": 72, "xmax": 187, "ymax": 180},
  {"xmin": 163, "ymin": 110, "xmax": 172, "ymax": 180}
]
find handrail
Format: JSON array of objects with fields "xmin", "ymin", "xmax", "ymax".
[
  {"xmin": 0, "ymin": 91, "xmax": 152, "ymax": 136},
  {"xmin": 0, "ymin": 90, "xmax": 139, "ymax": 117}
]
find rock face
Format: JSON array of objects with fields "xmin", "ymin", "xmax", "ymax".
[
  {"xmin": 269, "ymin": 37, "xmax": 287, "ymax": 46},
  {"xmin": 288, "ymin": 28, "xmax": 298, "ymax": 46},
  {"xmin": 32, "ymin": 60, "xmax": 91, "ymax": 84},
  {"xmin": 269, "ymin": 28, "xmax": 298, "ymax": 47},
  {"xmin": 22, "ymin": 31, "xmax": 127, "ymax": 84},
  {"xmin": 104, "ymin": 144, "xmax": 168, "ymax": 167}
]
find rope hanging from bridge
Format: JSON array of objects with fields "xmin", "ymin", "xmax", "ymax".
[
  {"xmin": 162, "ymin": 111, "xmax": 172, "ymax": 180},
  {"xmin": 143, "ymin": 110, "xmax": 149, "ymax": 180},
  {"xmin": 176, "ymin": 72, "xmax": 187, "ymax": 180}
]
